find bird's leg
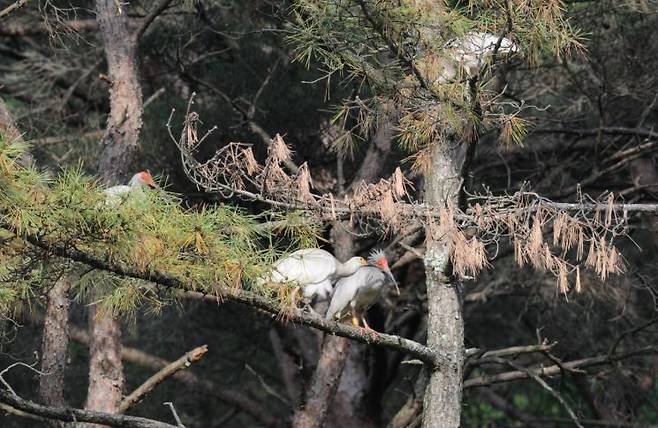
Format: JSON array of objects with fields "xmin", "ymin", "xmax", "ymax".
[
  {"xmin": 350, "ymin": 309, "xmax": 378, "ymax": 340},
  {"xmin": 351, "ymin": 307, "xmax": 360, "ymax": 327},
  {"xmin": 361, "ymin": 317, "xmax": 380, "ymax": 339}
]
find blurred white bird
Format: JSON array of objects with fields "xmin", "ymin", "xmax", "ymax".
[
  {"xmin": 441, "ymin": 31, "xmax": 518, "ymax": 80},
  {"xmin": 264, "ymin": 248, "xmax": 368, "ymax": 301},
  {"xmin": 102, "ymin": 171, "xmax": 157, "ymax": 204},
  {"xmin": 325, "ymin": 250, "xmax": 398, "ymax": 328}
]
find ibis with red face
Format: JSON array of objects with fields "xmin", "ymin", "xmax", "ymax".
[{"xmin": 325, "ymin": 249, "xmax": 398, "ymax": 328}]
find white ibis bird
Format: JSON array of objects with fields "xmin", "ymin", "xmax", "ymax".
[
  {"xmin": 102, "ymin": 171, "xmax": 157, "ymax": 204},
  {"xmin": 264, "ymin": 248, "xmax": 368, "ymax": 301},
  {"xmin": 441, "ymin": 31, "xmax": 518, "ymax": 80},
  {"xmin": 325, "ymin": 250, "xmax": 398, "ymax": 328}
]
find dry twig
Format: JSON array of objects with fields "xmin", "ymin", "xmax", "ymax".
[{"xmin": 118, "ymin": 345, "xmax": 208, "ymax": 414}]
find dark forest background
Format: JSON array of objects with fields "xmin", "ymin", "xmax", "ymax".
[{"xmin": 1, "ymin": 1, "xmax": 657, "ymax": 427}]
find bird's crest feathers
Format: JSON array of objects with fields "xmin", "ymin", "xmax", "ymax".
[{"xmin": 368, "ymin": 249, "xmax": 389, "ymax": 269}]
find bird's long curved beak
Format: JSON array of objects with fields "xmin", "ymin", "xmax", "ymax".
[
  {"xmin": 146, "ymin": 178, "xmax": 161, "ymax": 191},
  {"xmin": 384, "ymin": 267, "xmax": 400, "ymax": 295}
]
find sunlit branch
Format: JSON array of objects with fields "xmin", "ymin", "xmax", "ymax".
[{"xmin": 14, "ymin": 227, "xmax": 443, "ymax": 369}]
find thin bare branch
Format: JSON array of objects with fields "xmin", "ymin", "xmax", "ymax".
[
  {"xmin": 0, "ymin": 0, "xmax": 28, "ymax": 20},
  {"xmin": 63, "ymin": 325, "xmax": 278, "ymax": 427},
  {"xmin": 0, "ymin": 390, "xmax": 177, "ymax": 428},
  {"xmin": 135, "ymin": 0, "xmax": 174, "ymax": 42},
  {"xmin": 118, "ymin": 345, "xmax": 208, "ymax": 414},
  {"xmin": 464, "ymin": 346, "xmax": 658, "ymax": 388},
  {"xmin": 534, "ymin": 126, "xmax": 658, "ymax": 140},
  {"xmin": 487, "ymin": 357, "xmax": 584, "ymax": 428}
]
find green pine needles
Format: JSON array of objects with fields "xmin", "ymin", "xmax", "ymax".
[
  {"xmin": 287, "ymin": 0, "xmax": 584, "ymax": 170},
  {"xmin": 0, "ymin": 137, "xmax": 319, "ymax": 319}
]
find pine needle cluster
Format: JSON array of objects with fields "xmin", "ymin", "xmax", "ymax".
[
  {"xmin": 0, "ymin": 137, "xmax": 319, "ymax": 319},
  {"xmin": 288, "ymin": 0, "xmax": 583, "ymax": 169}
]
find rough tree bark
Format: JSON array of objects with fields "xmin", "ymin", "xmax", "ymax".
[
  {"xmin": 291, "ymin": 334, "xmax": 352, "ymax": 428},
  {"xmin": 86, "ymin": 1, "xmax": 144, "ymax": 423},
  {"xmin": 95, "ymin": 0, "xmax": 144, "ymax": 178},
  {"xmin": 421, "ymin": 139, "xmax": 465, "ymax": 428},
  {"xmin": 38, "ymin": 274, "xmax": 76, "ymax": 427},
  {"xmin": 0, "ymin": 97, "xmax": 22, "ymax": 141}
]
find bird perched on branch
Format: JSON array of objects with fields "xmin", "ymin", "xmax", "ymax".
[
  {"xmin": 102, "ymin": 171, "xmax": 158, "ymax": 204},
  {"xmin": 440, "ymin": 31, "xmax": 518, "ymax": 81},
  {"xmin": 325, "ymin": 250, "xmax": 399, "ymax": 329},
  {"xmin": 263, "ymin": 248, "xmax": 368, "ymax": 301}
]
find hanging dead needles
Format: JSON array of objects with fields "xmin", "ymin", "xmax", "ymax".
[{"xmin": 168, "ymin": 103, "xmax": 629, "ymax": 298}]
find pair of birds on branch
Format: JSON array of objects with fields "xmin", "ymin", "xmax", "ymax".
[
  {"xmin": 265, "ymin": 248, "xmax": 399, "ymax": 330},
  {"xmin": 103, "ymin": 172, "xmax": 398, "ymax": 331}
]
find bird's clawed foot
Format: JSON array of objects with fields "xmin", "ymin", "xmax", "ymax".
[{"xmin": 357, "ymin": 318, "xmax": 380, "ymax": 340}]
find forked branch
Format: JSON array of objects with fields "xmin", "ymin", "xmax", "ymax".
[{"xmin": 0, "ymin": 390, "xmax": 176, "ymax": 428}]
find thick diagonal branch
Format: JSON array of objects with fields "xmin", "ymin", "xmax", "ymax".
[{"xmin": 17, "ymin": 231, "xmax": 441, "ymax": 368}]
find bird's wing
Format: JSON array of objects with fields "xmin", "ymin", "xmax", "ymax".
[
  {"xmin": 272, "ymin": 249, "xmax": 336, "ymax": 284},
  {"xmin": 302, "ymin": 278, "xmax": 333, "ymax": 301},
  {"xmin": 102, "ymin": 185, "xmax": 131, "ymax": 196},
  {"xmin": 325, "ymin": 271, "xmax": 362, "ymax": 320},
  {"xmin": 353, "ymin": 267, "xmax": 386, "ymax": 311},
  {"xmin": 101, "ymin": 185, "xmax": 131, "ymax": 206}
]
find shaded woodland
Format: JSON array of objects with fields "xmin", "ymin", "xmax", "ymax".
[{"xmin": 0, "ymin": 1, "xmax": 657, "ymax": 427}]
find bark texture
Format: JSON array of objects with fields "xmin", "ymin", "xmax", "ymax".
[
  {"xmin": 292, "ymin": 224, "xmax": 355, "ymax": 428},
  {"xmin": 422, "ymin": 142, "xmax": 465, "ymax": 428},
  {"xmin": 0, "ymin": 97, "xmax": 22, "ymax": 141},
  {"xmin": 389, "ymin": 367, "xmax": 428, "ymax": 428},
  {"xmin": 85, "ymin": 306, "xmax": 125, "ymax": 420},
  {"xmin": 95, "ymin": 0, "xmax": 144, "ymax": 179},
  {"xmin": 38, "ymin": 274, "xmax": 75, "ymax": 427},
  {"xmin": 86, "ymin": 1, "xmax": 145, "ymax": 423},
  {"xmin": 292, "ymin": 334, "xmax": 352, "ymax": 428}
]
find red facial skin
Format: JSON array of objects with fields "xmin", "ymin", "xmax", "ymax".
[
  {"xmin": 376, "ymin": 257, "xmax": 388, "ymax": 269},
  {"xmin": 138, "ymin": 171, "xmax": 156, "ymax": 187}
]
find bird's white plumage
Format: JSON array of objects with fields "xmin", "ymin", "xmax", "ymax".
[
  {"xmin": 439, "ymin": 31, "xmax": 518, "ymax": 81},
  {"xmin": 102, "ymin": 172, "xmax": 155, "ymax": 205},
  {"xmin": 264, "ymin": 248, "xmax": 366, "ymax": 300},
  {"xmin": 325, "ymin": 266, "xmax": 387, "ymax": 321}
]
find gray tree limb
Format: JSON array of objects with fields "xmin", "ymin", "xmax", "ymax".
[{"xmin": 0, "ymin": 390, "xmax": 177, "ymax": 428}]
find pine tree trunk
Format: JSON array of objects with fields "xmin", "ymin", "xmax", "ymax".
[
  {"xmin": 325, "ymin": 223, "xmax": 379, "ymax": 428},
  {"xmin": 85, "ymin": 1, "xmax": 144, "ymax": 424},
  {"xmin": 292, "ymin": 223, "xmax": 354, "ymax": 428},
  {"xmin": 85, "ymin": 306, "xmax": 124, "ymax": 418},
  {"xmin": 421, "ymin": 142, "xmax": 464, "ymax": 428},
  {"xmin": 38, "ymin": 274, "xmax": 74, "ymax": 427},
  {"xmin": 292, "ymin": 334, "xmax": 352, "ymax": 428},
  {"xmin": 95, "ymin": 0, "xmax": 143, "ymax": 180}
]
